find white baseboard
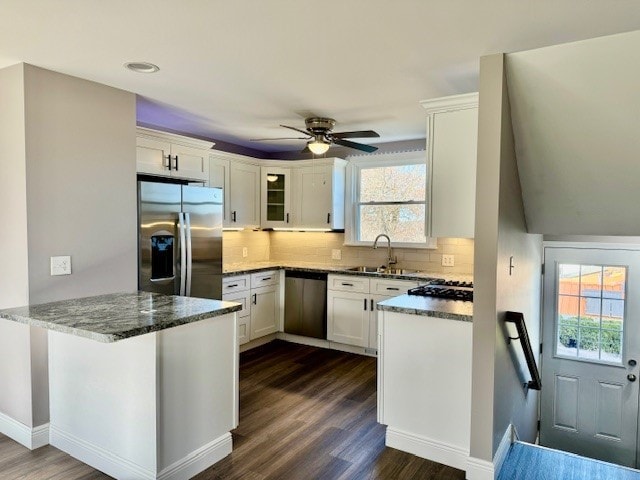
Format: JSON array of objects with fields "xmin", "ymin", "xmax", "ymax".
[
  {"xmin": 50, "ymin": 424, "xmax": 232, "ymax": 480},
  {"xmin": 158, "ymin": 432, "xmax": 232, "ymax": 480},
  {"xmin": 386, "ymin": 427, "xmax": 469, "ymax": 471},
  {"xmin": 465, "ymin": 423, "xmax": 514, "ymax": 480},
  {"xmin": 50, "ymin": 424, "xmax": 155, "ymax": 480},
  {"xmin": 0, "ymin": 411, "xmax": 49, "ymax": 450}
]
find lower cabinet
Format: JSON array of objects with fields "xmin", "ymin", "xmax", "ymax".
[
  {"xmin": 250, "ymin": 284, "xmax": 279, "ymax": 338},
  {"xmin": 223, "ymin": 270, "xmax": 280, "ymax": 345},
  {"xmin": 327, "ymin": 275, "xmax": 421, "ymax": 349}
]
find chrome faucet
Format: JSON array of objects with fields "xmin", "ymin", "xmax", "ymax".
[{"xmin": 373, "ymin": 234, "xmax": 397, "ymax": 269}]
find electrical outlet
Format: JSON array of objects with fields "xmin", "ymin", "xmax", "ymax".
[
  {"xmin": 51, "ymin": 256, "xmax": 72, "ymax": 276},
  {"xmin": 331, "ymin": 249, "xmax": 342, "ymax": 260},
  {"xmin": 242, "ymin": 247, "xmax": 248, "ymax": 258},
  {"xmin": 441, "ymin": 254, "xmax": 455, "ymax": 267}
]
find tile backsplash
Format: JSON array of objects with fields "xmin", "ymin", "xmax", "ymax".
[{"xmin": 224, "ymin": 230, "xmax": 473, "ymax": 275}]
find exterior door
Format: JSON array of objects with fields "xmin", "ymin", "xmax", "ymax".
[{"xmin": 540, "ymin": 246, "xmax": 640, "ymax": 467}]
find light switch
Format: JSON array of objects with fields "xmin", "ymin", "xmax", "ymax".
[
  {"xmin": 331, "ymin": 249, "xmax": 342, "ymax": 260},
  {"xmin": 441, "ymin": 254, "xmax": 455, "ymax": 267},
  {"xmin": 51, "ymin": 256, "xmax": 72, "ymax": 276}
]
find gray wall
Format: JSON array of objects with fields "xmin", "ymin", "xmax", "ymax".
[
  {"xmin": 0, "ymin": 64, "xmax": 34, "ymax": 427},
  {"xmin": 0, "ymin": 64, "xmax": 137, "ymax": 429},
  {"xmin": 470, "ymin": 53, "xmax": 542, "ymax": 462}
]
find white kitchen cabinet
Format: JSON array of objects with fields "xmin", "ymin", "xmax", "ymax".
[
  {"xmin": 249, "ymin": 271, "xmax": 281, "ymax": 340},
  {"xmin": 230, "ymin": 162, "xmax": 261, "ymax": 228},
  {"xmin": 420, "ymin": 93, "xmax": 478, "ymax": 239},
  {"xmin": 327, "ymin": 289, "xmax": 371, "ymax": 347},
  {"xmin": 223, "ymin": 271, "xmax": 281, "ymax": 343},
  {"xmin": 292, "ymin": 158, "xmax": 347, "ymax": 230},
  {"xmin": 136, "ymin": 127, "xmax": 212, "ymax": 181},
  {"xmin": 250, "ymin": 285, "xmax": 279, "ymax": 338},
  {"xmin": 261, "ymin": 166, "xmax": 292, "ymax": 228},
  {"xmin": 327, "ymin": 275, "xmax": 419, "ymax": 349},
  {"xmin": 223, "ymin": 274, "xmax": 252, "ymax": 345},
  {"xmin": 209, "ymin": 155, "xmax": 231, "ymax": 225}
]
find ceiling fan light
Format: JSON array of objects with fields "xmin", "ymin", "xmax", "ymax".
[{"xmin": 308, "ymin": 139, "xmax": 330, "ymax": 155}]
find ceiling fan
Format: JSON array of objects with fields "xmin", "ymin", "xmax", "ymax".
[{"xmin": 252, "ymin": 117, "xmax": 380, "ymax": 154}]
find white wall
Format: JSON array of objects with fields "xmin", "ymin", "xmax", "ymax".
[
  {"xmin": 507, "ymin": 30, "xmax": 640, "ymax": 235},
  {"xmin": 0, "ymin": 63, "xmax": 137, "ymax": 433},
  {"xmin": 470, "ymin": 53, "xmax": 543, "ymax": 464}
]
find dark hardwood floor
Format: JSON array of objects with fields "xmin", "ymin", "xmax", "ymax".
[{"xmin": 0, "ymin": 340, "xmax": 465, "ymax": 479}]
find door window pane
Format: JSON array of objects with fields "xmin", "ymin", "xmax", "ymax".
[{"xmin": 556, "ymin": 263, "xmax": 626, "ymax": 364}]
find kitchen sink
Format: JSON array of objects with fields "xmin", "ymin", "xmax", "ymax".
[{"xmin": 345, "ymin": 266, "xmax": 418, "ymax": 275}]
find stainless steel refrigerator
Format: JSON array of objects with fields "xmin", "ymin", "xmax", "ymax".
[{"xmin": 138, "ymin": 180, "xmax": 223, "ymax": 299}]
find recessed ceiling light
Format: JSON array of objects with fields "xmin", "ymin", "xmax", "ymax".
[{"xmin": 124, "ymin": 62, "xmax": 160, "ymax": 73}]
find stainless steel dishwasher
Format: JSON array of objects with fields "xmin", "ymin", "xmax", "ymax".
[{"xmin": 284, "ymin": 270, "xmax": 327, "ymax": 339}]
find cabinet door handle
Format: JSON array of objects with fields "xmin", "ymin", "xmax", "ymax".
[
  {"xmin": 370, "ymin": 299, "xmax": 374, "ymax": 310},
  {"xmin": 261, "ymin": 277, "xmax": 272, "ymax": 281},
  {"xmin": 174, "ymin": 155, "xmax": 179, "ymax": 171},
  {"xmin": 327, "ymin": 213, "xmax": 331, "ymax": 224},
  {"xmin": 252, "ymin": 294, "xmax": 257, "ymax": 305},
  {"xmin": 364, "ymin": 298, "xmax": 367, "ymax": 311},
  {"xmin": 226, "ymin": 284, "xmax": 239, "ymax": 288},
  {"xmin": 164, "ymin": 154, "xmax": 172, "ymax": 170},
  {"xmin": 286, "ymin": 213, "xmax": 290, "ymax": 223},
  {"xmin": 341, "ymin": 282, "xmax": 354, "ymax": 286},
  {"xmin": 232, "ymin": 211, "xmax": 237, "ymax": 222},
  {"xmin": 386, "ymin": 287, "xmax": 400, "ymax": 291}
]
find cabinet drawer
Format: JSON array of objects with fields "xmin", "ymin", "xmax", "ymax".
[
  {"xmin": 370, "ymin": 278, "xmax": 419, "ymax": 295},
  {"xmin": 223, "ymin": 290, "xmax": 250, "ymax": 318},
  {"xmin": 223, "ymin": 274, "xmax": 250, "ymax": 294},
  {"xmin": 251, "ymin": 270, "xmax": 279, "ymax": 288},
  {"xmin": 328, "ymin": 275, "xmax": 370, "ymax": 293}
]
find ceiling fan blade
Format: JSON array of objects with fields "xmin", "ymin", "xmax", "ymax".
[
  {"xmin": 300, "ymin": 145, "xmax": 311, "ymax": 154},
  {"xmin": 250, "ymin": 136, "xmax": 310, "ymax": 141},
  {"xmin": 332, "ymin": 138, "xmax": 378, "ymax": 153},
  {"xmin": 280, "ymin": 124, "xmax": 312, "ymax": 137},
  {"xmin": 331, "ymin": 130, "xmax": 380, "ymax": 139}
]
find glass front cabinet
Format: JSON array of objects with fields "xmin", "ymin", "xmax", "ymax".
[{"xmin": 261, "ymin": 166, "xmax": 291, "ymax": 228}]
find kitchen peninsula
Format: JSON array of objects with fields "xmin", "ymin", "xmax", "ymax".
[{"xmin": 0, "ymin": 292, "xmax": 242, "ymax": 480}]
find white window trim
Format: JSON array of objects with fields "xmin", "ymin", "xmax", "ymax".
[{"xmin": 344, "ymin": 150, "xmax": 437, "ymax": 249}]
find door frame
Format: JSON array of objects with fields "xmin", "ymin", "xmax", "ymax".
[{"xmin": 542, "ymin": 241, "xmax": 640, "ymax": 467}]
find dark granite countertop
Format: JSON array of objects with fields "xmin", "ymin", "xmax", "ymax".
[
  {"xmin": 377, "ymin": 294, "xmax": 473, "ymax": 322},
  {"xmin": 223, "ymin": 261, "xmax": 470, "ymax": 283},
  {"xmin": 0, "ymin": 292, "xmax": 242, "ymax": 343}
]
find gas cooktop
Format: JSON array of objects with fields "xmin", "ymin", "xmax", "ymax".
[{"xmin": 408, "ymin": 279, "xmax": 474, "ymax": 302}]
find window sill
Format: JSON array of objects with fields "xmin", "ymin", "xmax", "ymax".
[{"xmin": 342, "ymin": 238, "xmax": 438, "ymax": 250}]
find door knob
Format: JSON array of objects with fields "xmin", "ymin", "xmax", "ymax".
[
  {"xmin": 629, "ymin": 359, "xmax": 637, "ymax": 367},
  {"xmin": 628, "ymin": 374, "xmax": 637, "ymax": 382}
]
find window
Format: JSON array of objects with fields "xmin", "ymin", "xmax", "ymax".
[
  {"xmin": 556, "ymin": 263, "xmax": 626, "ymax": 364},
  {"xmin": 345, "ymin": 152, "xmax": 434, "ymax": 247}
]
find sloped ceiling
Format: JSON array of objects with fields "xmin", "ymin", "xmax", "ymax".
[{"xmin": 506, "ymin": 30, "xmax": 640, "ymax": 235}]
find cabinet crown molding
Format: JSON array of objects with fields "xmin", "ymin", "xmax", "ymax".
[
  {"xmin": 419, "ymin": 92, "xmax": 479, "ymax": 115},
  {"xmin": 136, "ymin": 126, "xmax": 215, "ymax": 150}
]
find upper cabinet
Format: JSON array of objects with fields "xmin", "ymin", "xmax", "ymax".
[
  {"xmin": 136, "ymin": 127, "xmax": 212, "ymax": 182},
  {"xmin": 230, "ymin": 162, "xmax": 261, "ymax": 228},
  {"xmin": 420, "ymin": 93, "xmax": 478, "ymax": 239},
  {"xmin": 292, "ymin": 158, "xmax": 346, "ymax": 230},
  {"xmin": 209, "ymin": 153, "xmax": 261, "ymax": 229},
  {"xmin": 261, "ymin": 166, "xmax": 292, "ymax": 228}
]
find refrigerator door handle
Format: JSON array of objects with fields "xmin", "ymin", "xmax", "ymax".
[
  {"xmin": 185, "ymin": 212, "xmax": 193, "ymax": 296},
  {"xmin": 178, "ymin": 212, "xmax": 187, "ymax": 296}
]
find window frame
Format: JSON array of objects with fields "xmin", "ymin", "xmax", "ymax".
[{"xmin": 344, "ymin": 151, "xmax": 437, "ymax": 249}]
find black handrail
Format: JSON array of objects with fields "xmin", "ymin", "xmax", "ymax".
[{"xmin": 505, "ymin": 311, "xmax": 542, "ymax": 391}]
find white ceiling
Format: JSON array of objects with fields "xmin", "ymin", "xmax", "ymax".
[{"xmin": 1, "ymin": 1, "xmax": 640, "ymax": 155}]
